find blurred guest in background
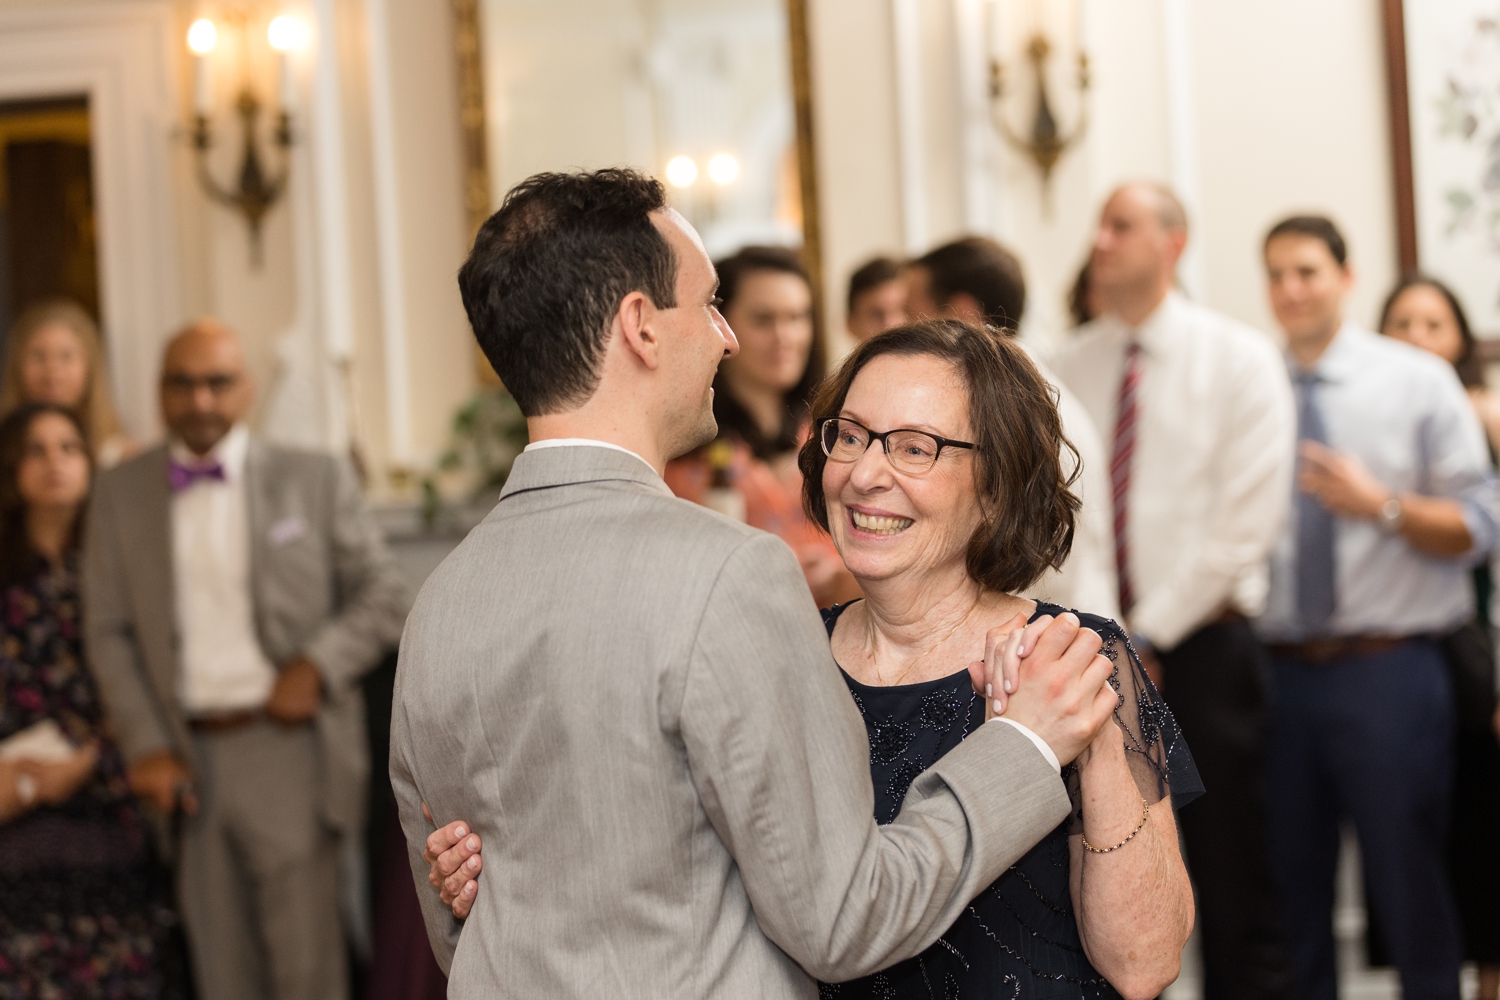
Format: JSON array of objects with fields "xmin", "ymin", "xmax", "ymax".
[
  {"xmin": 0, "ymin": 403, "xmax": 181, "ymax": 998},
  {"xmin": 82, "ymin": 320, "xmax": 409, "ymax": 1000},
  {"xmin": 1068, "ymin": 259, "xmax": 1101, "ymax": 328},
  {"xmin": 665, "ymin": 246, "xmax": 858, "ymax": 606},
  {"xmin": 2, "ymin": 300, "xmax": 135, "ymax": 467},
  {"xmin": 1258, "ymin": 216, "xmax": 1494, "ymax": 1000},
  {"xmin": 844, "ymin": 255, "xmax": 907, "ymax": 344},
  {"xmin": 1052, "ymin": 183, "xmax": 1295, "ymax": 1000},
  {"xmin": 1379, "ymin": 273, "xmax": 1500, "ymax": 1000},
  {"xmin": 903, "ymin": 236, "xmax": 1118, "ymax": 619}
]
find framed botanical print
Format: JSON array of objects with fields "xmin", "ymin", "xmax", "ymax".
[{"xmin": 1387, "ymin": 0, "xmax": 1500, "ymax": 336}]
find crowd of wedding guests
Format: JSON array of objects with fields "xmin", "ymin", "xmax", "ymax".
[{"xmin": 0, "ymin": 177, "xmax": 1497, "ymax": 1000}]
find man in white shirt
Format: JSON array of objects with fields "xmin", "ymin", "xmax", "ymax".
[
  {"xmin": 1256, "ymin": 216, "xmax": 1494, "ymax": 1000},
  {"xmin": 904, "ymin": 236, "xmax": 1120, "ymax": 620},
  {"xmin": 1051, "ymin": 184, "xmax": 1296, "ymax": 999},
  {"xmin": 83, "ymin": 322, "xmax": 410, "ymax": 1000}
]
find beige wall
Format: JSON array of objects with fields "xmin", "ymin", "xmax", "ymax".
[{"xmin": 806, "ymin": 0, "xmax": 1399, "ymax": 350}]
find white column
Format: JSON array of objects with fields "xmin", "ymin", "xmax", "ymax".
[
  {"xmin": 1161, "ymin": 0, "xmax": 1205, "ymax": 299},
  {"xmin": 310, "ymin": 0, "xmax": 355, "ymax": 451},
  {"xmin": 892, "ymin": 0, "xmax": 929, "ymax": 254},
  {"xmin": 363, "ymin": 0, "xmax": 414, "ymax": 467}
]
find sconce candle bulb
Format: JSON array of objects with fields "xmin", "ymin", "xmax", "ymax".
[
  {"xmin": 707, "ymin": 153, "xmax": 739, "ymax": 186},
  {"xmin": 666, "ymin": 155, "xmax": 698, "ymax": 189},
  {"xmin": 187, "ymin": 18, "xmax": 217, "ymax": 114},
  {"xmin": 267, "ymin": 16, "xmax": 303, "ymax": 112}
]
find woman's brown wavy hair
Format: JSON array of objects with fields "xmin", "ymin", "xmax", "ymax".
[{"xmin": 798, "ymin": 319, "xmax": 1080, "ymax": 595}]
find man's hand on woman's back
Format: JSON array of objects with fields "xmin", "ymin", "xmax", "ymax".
[{"xmin": 423, "ymin": 802, "xmax": 482, "ymax": 918}]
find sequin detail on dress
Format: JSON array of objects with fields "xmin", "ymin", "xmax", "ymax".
[{"xmin": 818, "ymin": 600, "xmax": 1201, "ymax": 1000}]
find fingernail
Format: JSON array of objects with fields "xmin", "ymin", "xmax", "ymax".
[
  {"xmin": 993, "ymin": 699, "xmax": 1003, "ymax": 714},
  {"xmin": 986, "ymin": 683, "xmax": 992, "ymax": 698},
  {"xmin": 1004, "ymin": 679, "xmax": 1012, "ymax": 693},
  {"xmin": 467, "ymin": 856, "xmax": 479, "ymax": 870},
  {"xmin": 1062, "ymin": 612, "xmax": 1079, "ymax": 625},
  {"xmin": 467, "ymin": 837, "xmax": 477, "ymax": 850},
  {"xmin": 464, "ymin": 883, "xmax": 475, "ymax": 895},
  {"xmin": 454, "ymin": 826, "xmax": 465, "ymax": 837}
]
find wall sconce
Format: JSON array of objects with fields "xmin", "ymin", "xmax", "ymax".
[
  {"xmin": 989, "ymin": 32, "xmax": 1090, "ymax": 213},
  {"xmin": 187, "ymin": 14, "xmax": 304, "ymax": 266}
]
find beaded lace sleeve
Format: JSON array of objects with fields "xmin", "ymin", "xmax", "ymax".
[{"xmin": 1059, "ymin": 613, "xmax": 1203, "ymax": 833}]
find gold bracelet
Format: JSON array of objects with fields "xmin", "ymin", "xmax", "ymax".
[{"xmin": 1081, "ymin": 797, "xmax": 1150, "ymax": 853}]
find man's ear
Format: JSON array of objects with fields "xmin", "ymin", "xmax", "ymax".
[{"xmin": 615, "ymin": 290, "xmax": 661, "ymax": 371}]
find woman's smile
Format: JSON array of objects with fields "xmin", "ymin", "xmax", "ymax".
[{"xmin": 848, "ymin": 506, "xmax": 914, "ymax": 536}]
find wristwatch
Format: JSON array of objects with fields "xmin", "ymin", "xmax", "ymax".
[{"xmin": 1378, "ymin": 496, "xmax": 1405, "ymax": 535}]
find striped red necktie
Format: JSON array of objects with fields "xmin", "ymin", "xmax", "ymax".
[{"xmin": 1111, "ymin": 339, "xmax": 1141, "ymax": 616}]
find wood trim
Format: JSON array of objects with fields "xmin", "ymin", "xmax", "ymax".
[
  {"xmin": 786, "ymin": 0, "xmax": 824, "ymax": 320},
  {"xmin": 1382, "ymin": 0, "xmax": 1417, "ymax": 274},
  {"xmin": 449, "ymin": 0, "xmax": 498, "ymax": 385}
]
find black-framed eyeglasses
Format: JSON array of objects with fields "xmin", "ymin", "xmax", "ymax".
[{"xmin": 818, "ymin": 417, "xmax": 974, "ymax": 476}]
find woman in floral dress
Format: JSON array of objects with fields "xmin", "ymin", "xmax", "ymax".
[{"xmin": 0, "ymin": 403, "xmax": 180, "ymax": 999}]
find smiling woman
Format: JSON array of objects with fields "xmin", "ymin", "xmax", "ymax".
[{"xmin": 796, "ymin": 319, "xmax": 1200, "ymax": 1000}]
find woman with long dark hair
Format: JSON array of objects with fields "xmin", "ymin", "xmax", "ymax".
[
  {"xmin": 0, "ymin": 404, "xmax": 180, "ymax": 997},
  {"xmin": 665, "ymin": 246, "xmax": 859, "ymax": 605}
]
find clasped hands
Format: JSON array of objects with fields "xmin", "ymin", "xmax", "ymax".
[
  {"xmin": 422, "ymin": 612, "xmax": 1120, "ymax": 920},
  {"xmin": 0, "ymin": 742, "xmax": 100, "ymax": 822}
]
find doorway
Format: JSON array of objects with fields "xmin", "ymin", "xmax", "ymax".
[{"xmin": 0, "ymin": 95, "xmax": 98, "ymax": 362}]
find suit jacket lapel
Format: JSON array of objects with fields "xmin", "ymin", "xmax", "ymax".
[
  {"xmin": 243, "ymin": 439, "xmax": 275, "ymax": 662},
  {"xmin": 134, "ymin": 447, "xmax": 182, "ymax": 709}
]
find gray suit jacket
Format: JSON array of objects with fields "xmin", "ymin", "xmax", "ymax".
[
  {"xmin": 391, "ymin": 446, "xmax": 1070, "ymax": 997},
  {"xmin": 83, "ymin": 440, "xmax": 410, "ymax": 831}
]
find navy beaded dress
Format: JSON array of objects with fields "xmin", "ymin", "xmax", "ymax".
[{"xmin": 818, "ymin": 601, "xmax": 1202, "ymax": 1000}]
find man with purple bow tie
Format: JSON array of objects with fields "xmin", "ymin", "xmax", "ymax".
[{"xmin": 82, "ymin": 320, "xmax": 410, "ymax": 1000}]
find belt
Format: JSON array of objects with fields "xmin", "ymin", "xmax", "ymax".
[
  {"xmin": 1266, "ymin": 636, "xmax": 1414, "ymax": 664},
  {"xmin": 187, "ymin": 709, "xmax": 264, "ymax": 734}
]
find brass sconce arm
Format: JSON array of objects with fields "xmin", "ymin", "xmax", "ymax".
[
  {"xmin": 990, "ymin": 34, "xmax": 1090, "ymax": 213},
  {"xmin": 191, "ymin": 90, "xmax": 292, "ymax": 267}
]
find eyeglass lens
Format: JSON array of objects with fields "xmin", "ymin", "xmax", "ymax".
[{"xmin": 821, "ymin": 418, "xmax": 943, "ymax": 474}]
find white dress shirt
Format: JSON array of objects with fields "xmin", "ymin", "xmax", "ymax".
[
  {"xmin": 1023, "ymin": 349, "xmax": 1121, "ymax": 623},
  {"xmin": 518, "ymin": 438, "xmax": 1061, "ymax": 771},
  {"xmin": 1256, "ymin": 324, "xmax": 1500, "ymax": 641},
  {"xmin": 1052, "ymin": 292, "xmax": 1296, "ymax": 651},
  {"xmin": 172, "ymin": 424, "xmax": 279, "ymax": 714}
]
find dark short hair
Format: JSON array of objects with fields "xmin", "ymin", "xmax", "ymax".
[
  {"xmin": 0, "ymin": 403, "xmax": 89, "ymax": 588},
  {"xmin": 457, "ymin": 169, "xmax": 678, "ymax": 416},
  {"xmin": 1265, "ymin": 214, "xmax": 1348, "ymax": 267},
  {"xmin": 798, "ymin": 320, "xmax": 1079, "ymax": 594},
  {"xmin": 846, "ymin": 255, "xmax": 903, "ymax": 313},
  {"xmin": 1379, "ymin": 273, "xmax": 1482, "ymax": 387},
  {"xmin": 1067, "ymin": 259, "xmax": 1094, "ymax": 328},
  {"xmin": 712, "ymin": 246, "xmax": 825, "ymax": 460},
  {"xmin": 911, "ymin": 237, "xmax": 1026, "ymax": 333}
]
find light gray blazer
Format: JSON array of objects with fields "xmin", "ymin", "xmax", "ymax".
[
  {"xmin": 83, "ymin": 440, "xmax": 410, "ymax": 831},
  {"xmin": 391, "ymin": 445, "xmax": 1070, "ymax": 997}
]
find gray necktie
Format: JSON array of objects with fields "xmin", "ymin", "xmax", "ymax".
[{"xmin": 1294, "ymin": 370, "xmax": 1337, "ymax": 634}]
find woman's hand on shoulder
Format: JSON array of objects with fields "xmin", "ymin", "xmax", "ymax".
[{"xmin": 423, "ymin": 802, "xmax": 482, "ymax": 918}]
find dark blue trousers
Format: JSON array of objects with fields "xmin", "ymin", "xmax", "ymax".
[{"xmin": 1265, "ymin": 639, "xmax": 1461, "ymax": 1000}]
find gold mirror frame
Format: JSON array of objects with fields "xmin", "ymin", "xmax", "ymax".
[{"xmin": 451, "ymin": 0, "xmax": 823, "ymax": 382}]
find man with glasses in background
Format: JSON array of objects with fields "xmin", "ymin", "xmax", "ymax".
[{"xmin": 83, "ymin": 319, "xmax": 410, "ymax": 1000}]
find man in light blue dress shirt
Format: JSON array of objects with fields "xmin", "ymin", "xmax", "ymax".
[{"xmin": 1257, "ymin": 216, "xmax": 1498, "ymax": 1000}]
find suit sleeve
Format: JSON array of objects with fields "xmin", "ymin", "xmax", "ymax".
[
  {"xmin": 302, "ymin": 457, "xmax": 412, "ymax": 690},
  {"xmin": 680, "ymin": 533, "xmax": 1070, "ymax": 982},
  {"xmin": 388, "ymin": 655, "xmax": 462, "ymax": 974},
  {"xmin": 1128, "ymin": 339, "xmax": 1296, "ymax": 650},
  {"xmin": 81, "ymin": 472, "xmax": 172, "ymax": 764}
]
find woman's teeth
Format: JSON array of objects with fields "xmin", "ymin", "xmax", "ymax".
[{"xmin": 851, "ymin": 510, "xmax": 913, "ymax": 534}]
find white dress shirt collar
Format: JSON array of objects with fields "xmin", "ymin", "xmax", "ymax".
[
  {"xmin": 170, "ymin": 423, "xmax": 251, "ymax": 483},
  {"xmin": 1095, "ymin": 291, "xmax": 1189, "ymax": 356},
  {"xmin": 523, "ymin": 437, "xmax": 655, "ymax": 473}
]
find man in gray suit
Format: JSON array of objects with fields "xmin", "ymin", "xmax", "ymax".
[
  {"xmin": 84, "ymin": 320, "xmax": 409, "ymax": 1000},
  {"xmin": 393, "ymin": 169, "xmax": 1116, "ymax": 997}
]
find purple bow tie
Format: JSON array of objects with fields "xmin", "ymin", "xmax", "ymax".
[{"xmin": 168, "ymin": 459, "xmax": 226, "ymax": 493}]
